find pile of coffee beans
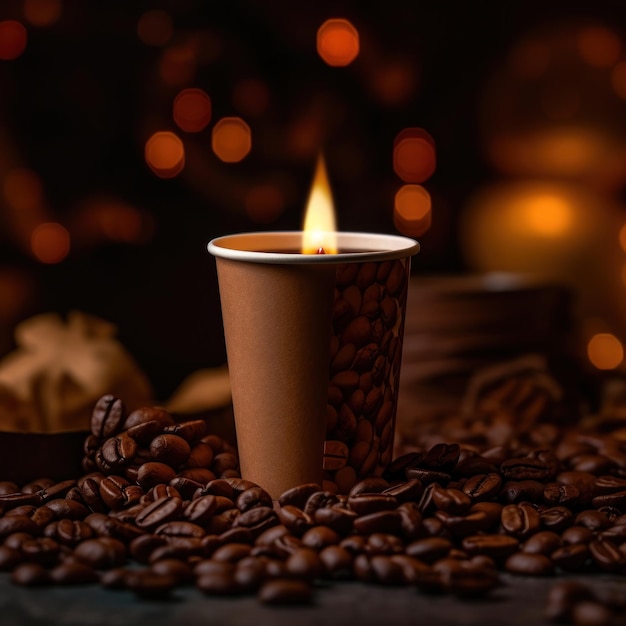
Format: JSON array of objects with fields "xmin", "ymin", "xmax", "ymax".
[
  {"xmin": 1, "ymin": 390, "xmax": 626, "ymax": 621},
  {"xmin": 324, "ymin": 258, "xmax": 409, "ymax": 492}
]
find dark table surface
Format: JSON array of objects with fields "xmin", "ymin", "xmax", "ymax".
[{"xmin": 2, "ymin": 572, "xmax": 624, "ymax": 626}]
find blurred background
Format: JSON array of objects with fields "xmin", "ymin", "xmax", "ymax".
[{"xmin": 2, "ymin": 0, "xmax": 626, "ymax": 402}]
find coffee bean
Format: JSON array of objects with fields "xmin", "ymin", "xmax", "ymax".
[
  {"xmin": 462, "ymin": 534, "xmax": 519, "ymax": 559},
  {"xmin": 522, "ymin": 531, "xmax": 562, "ymax": 555},
  {"xmin": 500, "ymin": 503, "xmax": 541, "ymax": 538},
  {"xmin": 50, "ymin": 561, "xmax": 99, "ymax": 585},
  {"xmin": 257, "ymin": 578, "xmax": 312, "ymax": 605},
  {"xmin": 91, "ymin": 395, "xmax": 125, "ymax": 439},
  {"xmin": 551, "ymin": 544, "xmax": 590, "ymax": 572},
  {"xmin": 135, "ymin": 496, "xmax": 184, "ymax": 531},
  {"xmin": 236, "ymin": 487, "xmax": 273, "ymax": 512},
  {"xmin": 136, "ymin": 463, "xmax": 177, "ymax": 490},
  {"xmin": 126, "ymin": 569, "xmax": 177, "ymax": 599},
  {"xmin": 462, "ymin": 473, "xmax": 502, "ymax": 501},
  {"xmin": 11, "ymin": 562, "xmax": 50, "ymax": 586},
  {"xmin": 589, "ymin": 539, "xmax": 626, "ymax": 572},
  {"xmin": 504, "ymin": 551, "xmax": 554, "ymax": 575},
  {"xmin": 150, "ymin": 434, "xmax": 191, "ymax": 467}
]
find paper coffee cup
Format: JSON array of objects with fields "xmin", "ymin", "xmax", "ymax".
[{"xmin": 208, "ymin": 232, "xmax": 419, "ymax": 498}]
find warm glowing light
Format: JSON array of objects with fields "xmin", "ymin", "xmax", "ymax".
[
  {"xmin": 31, "ymin": 222, "xmax": 70, "ymax": 264},
  {"xmin": 98, "ymin": 203, "xmax": 145, "ymax": 243},
  {"xmin": 317, "ymin": 19, "xmax": 359, "ymax": 67},
  {"xmin": 233, "ymin": 79, "xmax": 270, "ymax": 117},
  {"xmin": 587, "ymin": 333, "xmax": 624, "ymax": 370},
  {"xmin": 393, "ymin": 185, "xmax": 432, "ymax": 237},
  {"xmin": 145, "ymin": 131, "xmax": 185, "ymax": 178},
  {"xmin": 524, "ymin": 195, "xmax": 572, "ymax": 236},
  {"xmin": 173, "ymin": 88, "xmax": 212, "ymax": 133},
  {"xmin": 244, "ymin": 184, "xmax": 285, "ymax": 224},
  {"xmin": 0, "ymin": 20, "xmax": 27, "ymax": 60},
  {"xmin": 23, "ymin": 0, "xmax": 62, "ymax": 27},
  {"xmin": 578, "ymin": 26, "xmax": 621, "ymax": 68},
  {"xmin": 302, "ymin": 155, "xmax": 337, "ymax": 254},
  {"xmin": 160, "ymin": 45, "xmax": 197, "ymax": 86},
  {"xmin": 137, "ymin": 9, "xmax": 173, "ymax": 46},
  {"xmin": 211, "ymin": 117, "xmax": 251, "ymax": 163},
  {"xmin": 3, "ymin": 168, "xmax": 43, "ymax": 211},
  {"xmin": 611, "ymin": 61, "xmax": 626, "ymax": 100},
  {"xmin": 393, "ymin": 128, "xmax": 436, "ymax": 183}
]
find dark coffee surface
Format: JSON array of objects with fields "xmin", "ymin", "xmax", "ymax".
[{"xmin": 1, "ymin": 573, "xmax": 623, "ymax": 626}]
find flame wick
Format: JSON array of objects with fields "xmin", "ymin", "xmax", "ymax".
[{"xmin": 302, "ymin": 154, "xmax": 338, "ymax": 254}]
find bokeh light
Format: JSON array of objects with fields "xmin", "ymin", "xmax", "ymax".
[
  {"xmin": 211, "ymin": 117, "xmax": 251, "ymax": 163},
  {"xmin": 30, "ymin": 222, "xmax": 70, "ymax": 264},
  {"xmin": 160, "ymin": 45, "xmax": 197, "ymax": 86},
  {"xmin": 233, "ymin": 78, "xmax": 270, "ymax": 117},
  {"xmin": 393, "ymin": 128, "xmax": 436, "ymax": 183},
  {"xmin": 137, "ymin": 9, "xmax": 173, "ymax": 46},
  {"xmin": 3, "ymin": 168, "xmax": 43, "ymax": 211},
  {"xmin": 393, "ymin": 184, "xmax": 432, "ymax": 237},
  {"xmin": 578, "ymin": 26, "xmax": 621, "ymax": 68},
  {"xmin": 369, "ymin": 59, "xmax": 416, "ymax": 106},
  {"xmin": 244, "ymin": 184, "xmax": 285, "ymax": 224},
  {"xmin": 173, "ymin": 88, "xmax": 212, "ymax": 133},
  {"xmin": 317, "ymin": 19, "xmax": 359, "ymax": 67},
  {"xmin": 587, "ymin": 333, "xmax": 624, "ymax": 370},
  {"xmin": 0, "ymin": 20, "xmax": 27, "ymax": 60},
  {"xmin": 524, "ymin": 194, "xmax": 572, "ymax": 237},
  {"xmin": 145, "ymin": 131, "xmax": 185, "ymax": 178},
  {"xmin": 23, "ymin": 0, "xmax": 62, "ymax": 28}
]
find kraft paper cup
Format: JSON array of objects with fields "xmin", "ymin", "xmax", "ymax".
[{"xmin": 208, "ymin": 231, "xmax": 419, "ymax": 497}]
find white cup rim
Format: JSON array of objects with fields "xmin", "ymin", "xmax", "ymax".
[{"xmin": 208, "ymin": 231, "xmax": 420, "ymax": 264}]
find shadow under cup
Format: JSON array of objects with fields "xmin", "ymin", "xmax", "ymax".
[{"xmin": 208, "ymin": 232, "xmax": 419, "ymax": 498}]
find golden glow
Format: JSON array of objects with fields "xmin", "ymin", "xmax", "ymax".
[
  {"xmin": 0, "ymin": 20, "xmax": 27, "ymax": 60},
  {"xmin": 23, "ymin": 0, "xmax": 62, "ymax": 27},
  {"xmin": 173, "ymin": 88, "xmax": 212, "ymax": 133},
  {"xmin": 233, "ymin": 78, "xmax": 270, "ymax": 117},
  {"xmin": 524, "ymin": 194, "xmax": 572, "ymax": 236},
  {"xmin": 394, "ymin": 184, "xmax": 432, "ymax": 237},
  {"xmin": 244, "ymin": 184, "xmax": 285, "ymax": 224},
  {"xmin": 137, "ymin": 9, "xmax": 173, "ymax": 46},
  {"xmin": 31, "ymin": 222, "xmax": 70, "ymax": 264},
  {"xmin": 211, "ymin": 117, "xmax": 251, "ymax": 163},
  {"xmin": 393, "ymin": 128, "xmax": 436, "ymax": 183},
  {"xmin": 587, "ymin": 333, "xmax": 624, "ymax": 370},
  {"xmin": 611, "ymin": 61, "xmax": 626, "ymax": 100},
  {"xmin": 317, "ymin": 19, "xmax": 359, "ymax": 67},
  {"xmin": 302, "ymin": 155, "xmax": 337, "ymax": 254},
  {"xmin": 578, "ymin": 26, "xmax": 621, "ymax": 68},
  {"xmin": 145, "ymin": 131, "xmax": 185, "ymax": 178}
]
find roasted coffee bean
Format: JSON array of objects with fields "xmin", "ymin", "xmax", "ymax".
[
  {"xmin": 319, "ymin": 545, "xmax": 353, "ymax": 578},
  {"xmin": 366, "ymin": 532, "xmax": 404, "ymax": 555},
  {"xmin": 168, "ymin": 477, "xmax": 203, "ymax": 500},
  {"xmin": 435, "ymin": 510, "xmax": 491, "ymax": 537},
  {"xmin": 212, "ymin": 543, "xmax": 252, "ymax": 563},
  {"xmin": 354, "ymin": 510, "xmax": 402, "ymax": 535},
  {"xmin": 151, "ymin": 558, "xmax": 194, "ymax": 585},
  {"xmin": 348, "ymin": 493, "xmax": 398, "ymax": 516},
  {"xmin": 150, "ymin": 434, "xmax": 191, "ymax": 467},
  {"xmin": 300, "ymin": 525, "xmax": 341, "ymax": 550},
  {"xmin": 91, "ymin": 395, "xmax": 125, "ymax": 439},
  {"xmin": 101, "ymin": 434, "xmax": 137, "ymax": 469},
  {"xmin": 540, "ymin": 506, "xmax": 574, "ymax": 533},
  {"xmin": 0, "ymin": 515, "xmax": 38, "ymax": 537},
  {"xmin": 129, "ymin": 534, "xmax": 167, "ymax": 564},
  {"xmin": 277, "ymin": 505, "xmax": 313, "ymax": 535},
  {"xmin": 501, "ymin": 456, "xmax": 552, "ymax": 481},
  {"xmin": 135, "ymin": 496, "xmax": 184, "ymax": 531},
  {"xmin": 164, "ymin": 419, "xmax": 206, "ymax": 443},
  {"xmin": 543, "ymin": 482, "xmax": 580, "ymax": 506},
  {"xmin": 233, "ymin": 506, "xmax": 277, "ymax": 536},
  {"xmin": 500, "ymin": 480, "xmax": 545, "ymax": 504},
  {"xmin": 126, "ymin": 569, "xmax": 177, "ymax": 599},
  {"xmin": 183, "ymin": 495, "xmax": 218, "ymax": 525},
  {"xmin": 257, "ymin": 578, "xmax": 312, "ymax": 605},
  {"xmin": 462, "ymin": 473, "xmax": 502, "ymax": 501},
  {"xmin": 576, "ymin": 509, "xmax": 612, "ymax": 531},
  {"xmin": 545, "ymin": 580, "xmax": 595, "ymax": 622},
  {"xmin": 406, "ymin": 468, "xmax": 451, "ymax": 486},
  {"xmin": 73, "ymin": 537, "xmax": 126, "ymax": 569},
  {"xmin": 462, "ymin": 534, "xmax": 519, "ymax": 559},
  {"xmin": 592, "ymin": 490, "xmax": 626, "ymax": 510},
  {"xmin": 46, "ymin": 519, "xmax": 94, "ymax": 546},
  {"xmin": 522, "ymin": 531, "xmax": 562, "ymax": 555},
  {"xmin": 551, "ymin": 544, "xmax": 590, "ymax": 571},
  {"xmin": 304, "ymin": 491, "xmax": 339, "ymax": 516},
  {"xmin": 431, "ymin": 487, "xmax": 472, "ymax": 514},
  {"xmin": 136, "ymin": 463, "xmax": 177, "ymax": 490},
  {"xmin": 382, "ymin": 478, "xmax": 422, "ymax": 502},
  {"xmin": 149, "ymin": 537, "xmax": 203, "ymax": 562},
  {"xmin": 20, "ymin": 537, "xmax": 60, "ymax": 566},
  {"xmin": 285, "ymin": 547, "xmax": 323, "ymax": 580},
  {"xmin": 155, "ymin": 521, "xmax": 205, "ymax": 538},
  {"xmin": 589, "ymin": 539, "xmax": 626, "ymax": 572},
  {"xmin": 312, "ymin": 505, "xmax": 357, "ymax": 536},
  {"xmin": 50, "ymin": 561, "xmax": 99, "ymax": 585},
  {"xmin": 11, "ymin": 562, "xmax": 49, "ymax": 586},
  {"xmin": 236, "ymin": 487, "xmax": 273, "ymax": 512},
  {"xmin": 504, "ymin": 551, "xmax": 554, "ymax": 576},
  {"xmin": 500, "ymin": 503, "xmax": 541, "ymax": 538}
]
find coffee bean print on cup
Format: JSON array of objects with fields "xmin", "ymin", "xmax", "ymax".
[{"xmin": 325, "ymin": 258, "xmax": 410, "ymax": 493}]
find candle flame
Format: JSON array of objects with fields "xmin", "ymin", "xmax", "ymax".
[{"xmin": 302, "ymin": 154, "xmax": 338, "ymax": 253}]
